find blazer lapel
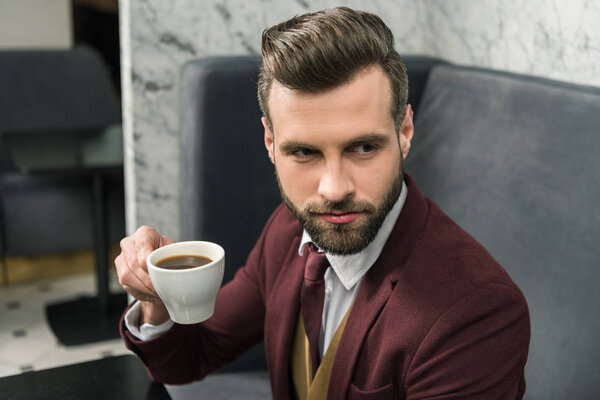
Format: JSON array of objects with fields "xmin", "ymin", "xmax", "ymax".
[
  {"xmin": 326, "ymin": 174, "xmax": 430, "ymax": 398},
  {"xmin": 327, "ymin": 259, "xmax": 394, "ymax": 399},
  {"xmin": 264, "ymin": 236, "xmax": 306, "ymax": 399}
]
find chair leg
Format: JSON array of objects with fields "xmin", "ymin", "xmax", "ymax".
[
  {"xmin": 0, "ymin": 257, "xmax": 7, "ymax": 287},
  {"xmin": 0, "ymin": 195, "xmax": 8, "ymax": 286}
]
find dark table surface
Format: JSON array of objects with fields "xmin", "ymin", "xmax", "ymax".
[
  {"xmin": 0, "ymin": 354, "xmax": 272, "ymax": 400},
  {"xmin": 0, "ymin": 355, "xmax": 169, "ymax": 400}
]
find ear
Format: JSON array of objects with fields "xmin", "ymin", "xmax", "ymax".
[
  {"xmin": 262, "ymin": 117, "xmax": 275, "ymax": 164},
  {"xmin": 399, "ymin": 104, "xmax": 414, "ymax": 159}
]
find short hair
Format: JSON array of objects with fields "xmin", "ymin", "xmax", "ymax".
[{"xmin": 257, "ymin": 6, "xmax": 409, "ymax": 132}]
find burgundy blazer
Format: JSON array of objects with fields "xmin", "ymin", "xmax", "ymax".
[{"xmin": 121, "ymin": 175, "xmax": 530, "ymax": 399}]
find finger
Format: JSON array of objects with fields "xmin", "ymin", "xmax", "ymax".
[
  {"xmin": 136, "ymin": 242, "xmax": 155, "ymax": 273},
  {"xmin": 115, "ymin": 252, "xmax": 156, "ymax": 298},
  {"xmin": 120, "ymin": 236, "xmax": 138, "ymax": 274},
  {"xmin": 120, "ymin": 263, "xmax": 156, "ymax": 298},
  {"xmin": 160, "ymin": 235, "xmax": 175, "ymax": 246},
  {"xmin": 136, "ymin": 225, "xmax": 162, "ymax": 248},
  {"xmin": 116, "ymin": 241, "xmax": 157, "ymax": 297},
  {"xmin": 122, "ymin": 283, "xmax": 160, "ymax": 304},
  {"xmin": 134, "ymin": 226, "xmax": 161, "ymax": 272}
]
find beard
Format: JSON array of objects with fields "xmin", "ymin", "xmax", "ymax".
[{"xmin": 277, "ymin": 167, "xmax": 403, "ymax": 256}]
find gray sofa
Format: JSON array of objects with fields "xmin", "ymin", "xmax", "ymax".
[
  {"xmin": 178, "ymin": 56, "xmax": 599, "ymax": 399},
  {"xmin": 0, "ymin": 47, "xmax": 125, "ymax": 277}
]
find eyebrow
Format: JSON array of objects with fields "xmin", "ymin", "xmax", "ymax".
[
  {"xmin": 278, "ymin": 133, "xmax": 391, "ymax": 153},
  {"xmin": 345, "ymin": 133, "xmax": 391, "ymax": 147},
  {"xmin": 278, "ymin": 140, "xmax": 316, "ymax": 153}
]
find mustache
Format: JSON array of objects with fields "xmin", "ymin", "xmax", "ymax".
[{"xmin": 304, "ymin": 199, "xmax": 376, "ymax": 214}]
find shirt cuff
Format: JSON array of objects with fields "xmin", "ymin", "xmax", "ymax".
[{"xmin": 124, "ymin": 300, "xmax": 175, "ymax": 341}]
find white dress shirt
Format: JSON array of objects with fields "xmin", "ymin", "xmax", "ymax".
[{"xmin": 125, "ymin": 181, "xmax": 408, "ymax": 357}]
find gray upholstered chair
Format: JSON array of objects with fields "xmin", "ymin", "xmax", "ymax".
[
  {"xmin": 178, "ymin": 55, "xmax": 600, "ymax": 398},
  {"xmin": 405, "ymin": 65, "xmax": 600, "ymax": 399}
]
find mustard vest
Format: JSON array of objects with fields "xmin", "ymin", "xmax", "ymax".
[{"xmin": 291, "ymin": 307, "xmax": 351, "ymax": 400}]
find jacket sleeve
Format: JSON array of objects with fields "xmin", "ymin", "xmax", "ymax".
[
  {"xmin": 405, "ymin": 283, "xmax": 530, "ymax": 400},
  {"xmin": 119, "ymin": 208, "xmax": 281, "ymax": 384}
]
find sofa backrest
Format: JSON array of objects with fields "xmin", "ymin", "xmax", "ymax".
[
  {"xmin": 178, "ymin": 55, "xmax": 445, "ymax": 371},
  {"xmin": 405, "ymin": 64, "xmax": 600, "ymax": 399}
]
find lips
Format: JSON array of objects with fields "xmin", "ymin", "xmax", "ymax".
[{"xmin": 317, "ymin": 212, "xmax": 362, "ymax": 224}]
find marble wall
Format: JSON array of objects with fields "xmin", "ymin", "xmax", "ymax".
[
  {"xmin": 423, "ymin": 1, "xmax": 600, "ymax": 86},
  {"xmin": 120, "ymin": 0, "xmax": 600, "ymax": 239}
]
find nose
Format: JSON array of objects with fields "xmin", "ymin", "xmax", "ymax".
[{"xmin": 317, "ymin": 159, "xmax": 355, "ymax": 203}]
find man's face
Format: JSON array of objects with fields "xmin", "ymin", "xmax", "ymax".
[{"xmin": 263, "ymin": 65, "xmax": 413, "ymax": 255}]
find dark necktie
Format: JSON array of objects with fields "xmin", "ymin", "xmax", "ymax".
[{"xmin": 300, "ymin": 243, "xmax": 329, "ymax": 375}]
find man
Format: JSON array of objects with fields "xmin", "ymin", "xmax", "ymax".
[{"xmin": 116, "ymin": 7, "xmax": 530, "ymax": 399}]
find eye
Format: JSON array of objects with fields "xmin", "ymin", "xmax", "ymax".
[
  {"xmin": 349, "ymin": 143, "xmax": 377, "ymax": 154},
  {"xmin": 357, "ymin": 144, "xmax": 374, "ymax": 153},
  {"xmin": 291, "ymin": 148, "xmax": 316, "ymax": 158}
]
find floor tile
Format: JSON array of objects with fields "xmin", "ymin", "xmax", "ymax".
[
  {"xmin": 0, "ymin": 272, "xmax": 131, "ymax": 378},
  {"xmin": 0, "ymin": 333, "xmax": 54, "ymax": 367},
  {"xmin": 0, "ymin": 361, "xmax": 20, "ymax": 377},
  {"xmin": 32, "ymin": 339, "xmax": 129, "ymax": 371}
]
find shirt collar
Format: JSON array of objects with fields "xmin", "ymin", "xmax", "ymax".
[{"xmin": 298, "ymin": 180, "xmax": 408, "ymax": 290}]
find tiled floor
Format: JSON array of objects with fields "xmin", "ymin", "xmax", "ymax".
[{"xmin": 0, "ymin": 272, "xmax": 130, "ymax": 378}]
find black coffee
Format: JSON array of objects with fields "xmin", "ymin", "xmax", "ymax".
[{"xmin": 156, "ymin": 255, "xmax": 213, "ymax": 270}]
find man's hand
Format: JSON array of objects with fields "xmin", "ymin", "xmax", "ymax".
[{"xmin": 115, "ymin": 225, "xmax": 174, "ymax": 325}]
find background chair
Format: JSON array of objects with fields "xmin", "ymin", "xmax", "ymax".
[{"xmin": 0, "ymin": 46, "xmax": 125, "ymax": 284}]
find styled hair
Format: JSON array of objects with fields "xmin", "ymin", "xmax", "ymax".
[{"xmin": 257, "ymin": 6, "xmax": 408, "ymax": 132}]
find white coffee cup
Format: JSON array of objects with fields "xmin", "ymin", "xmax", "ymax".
[{"xmin": 146, "ymin": 241, "xmax": 225, "ymax": 324}]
